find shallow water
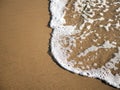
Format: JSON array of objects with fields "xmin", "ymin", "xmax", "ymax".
[{"xmin": 50, "ymin": 0, "xmax": 120, "ymax": 88}]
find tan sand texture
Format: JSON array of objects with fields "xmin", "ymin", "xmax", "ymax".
[
  {"xmin": 0, "ymin": 0, "xmax": 119, "ymax": 90},
  {"xmin": 64, "ymin": 0, "xmax": 120, "ymax": 74}
]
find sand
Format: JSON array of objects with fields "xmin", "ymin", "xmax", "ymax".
[{"xmin": 0, "ymin": 0, "xmax": 118, "ymax": 90}]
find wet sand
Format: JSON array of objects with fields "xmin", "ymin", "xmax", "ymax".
[{"xmin": 0, "ymin": 0, "xmax": 118, "ymax": 90}]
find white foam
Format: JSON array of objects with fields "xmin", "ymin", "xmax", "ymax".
[
  {"xmin": 77, "ymin": 41, "xmax": 116, "ymax": 57},
  {"xmin": 50, "ymin": 0, "xmax": 120, "ymax": 88}
]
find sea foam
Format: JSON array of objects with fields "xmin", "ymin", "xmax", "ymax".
[{"xmin": 50, "ymin": 0, "xmax": 120, "ymax": 88}]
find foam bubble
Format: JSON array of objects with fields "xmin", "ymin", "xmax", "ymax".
[{"xmin": 50, "ymin": 0, "xmax": 120, "ymax": 88}]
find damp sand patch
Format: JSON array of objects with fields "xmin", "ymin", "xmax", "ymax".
[{"xmin": 49, "ymin": 0, "xmax": 120, "ymax": 88}]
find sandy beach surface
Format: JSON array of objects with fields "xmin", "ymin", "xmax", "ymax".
[{"xmin": 0, "ymin": 0, "xmax": 118, "ymax": 90}]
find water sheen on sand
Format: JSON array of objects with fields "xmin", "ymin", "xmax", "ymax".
[{"xmin": 50, "ymin": 0, "xmax": 120, "ymax": 88}]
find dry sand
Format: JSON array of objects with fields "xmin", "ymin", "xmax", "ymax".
[{"xmin": 0, "ymin": 0, "xmax": 118, "ymax": 90}]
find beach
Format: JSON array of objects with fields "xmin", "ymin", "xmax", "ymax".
[{"xmin": 0, "ymin": 0, "xmax": 118, "ymax": 90}]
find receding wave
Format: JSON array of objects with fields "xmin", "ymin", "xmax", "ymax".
[{"xmin": 49, "ymin": 0, "xmax": 120, "ymax": 88}]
